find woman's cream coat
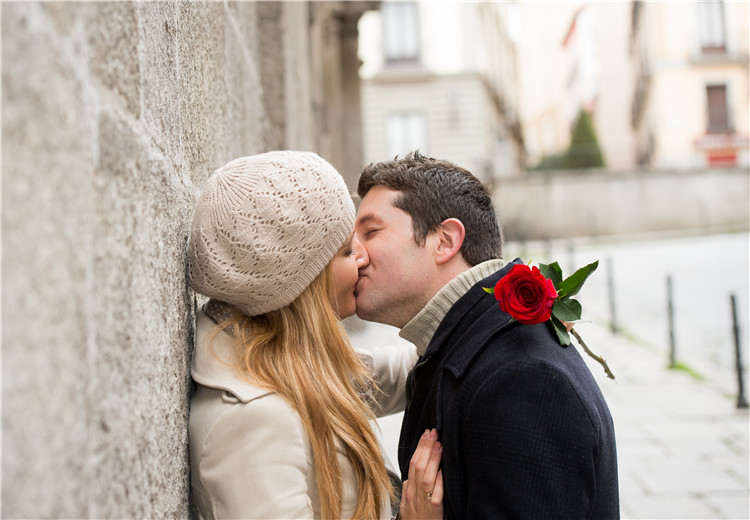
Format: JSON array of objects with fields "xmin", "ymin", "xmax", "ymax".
[{"xmin": 189, "ymin": 309, "xmax": 417, "ymax": 520}]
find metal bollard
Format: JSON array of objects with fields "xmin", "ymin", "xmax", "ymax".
[
  {"xmin": 567, "ymin": 243, "xmax": 575, "ymax": 276},
  {"xmin": 667, "ymin": 275, "xmax": 676, "ymax": 369},
  {"xmin": 606, "ymin": 258, "xmax": 617, "ymax": 334},
  {"xmin": 730, "ymin": 294, "xmax": 748, "ymax": 409}
]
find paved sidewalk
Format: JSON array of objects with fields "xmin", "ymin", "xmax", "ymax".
[
  {"xmin": 349, "ymin": 320, "xmax": 750, "ymax": 520},
  {"xmin": 582, "ymin": 323, "xmax": 749, "ymax": 519}
]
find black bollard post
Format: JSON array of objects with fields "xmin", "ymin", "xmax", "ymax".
[
  {"xmin": 606, "ymin": 258, "xmax": 617, "ymax": 334},
  {"xmin": 730, "ymin": 294, "xmax": 748, "ymax": 409},
  {"xmin": 567, "ymin": 243, "xmax": 575, "ymax": 276},
  {"xmin": 667, "ymin": 275, "xmax": 676, "ymax": 369}
]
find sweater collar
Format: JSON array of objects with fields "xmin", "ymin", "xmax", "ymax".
[
  {"xmin": 191, "ymin": 308, "xmax": 273, "ymax": 403},
  {"xmin": 399, "ymin": 259, "xmax": 506, "ymax": 355}
]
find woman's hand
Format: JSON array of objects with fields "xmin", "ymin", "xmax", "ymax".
[{"xmin": 400, "ymin": 429, "xmax": 444, "ymax": 520}]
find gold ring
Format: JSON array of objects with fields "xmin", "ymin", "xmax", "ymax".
[{"xmin": 424, "ymin": 491, "xmax": 433, "ymax": 500}]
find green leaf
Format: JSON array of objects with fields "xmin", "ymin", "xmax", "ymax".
[
  {"xmin": 550, "ymin": 316, "xmax": 572, "ymax": 346},
  {"xmin": 552, "ymin": 297, "xmax": 583, "ymax": 322},
  {"xmin": 557, "ymin": 260, "xmax": 599, "ymax": 299},
  {"xmin": 483, "ymin": 286, "xmax": 495, "ymax": 294},
  {"xmin": 539, "ymin": 262, "xmax": 563, "ymax": 289}
]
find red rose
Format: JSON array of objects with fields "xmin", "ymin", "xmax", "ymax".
[{"xmin": 493, "ymin": 264, "xmax": 558, "ymax": 325}]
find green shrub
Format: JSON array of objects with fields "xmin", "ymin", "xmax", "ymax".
[
  {"xmin": 566, "ymin": 109, "xmax": 605, "ymax": 169},
  {"xmin": 531, "ymin": 109, "xmax": 606, "ymax": 171}
]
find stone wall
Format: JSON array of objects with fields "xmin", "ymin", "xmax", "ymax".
[
  {"xmin": 494, "ymin": 168, "xmax": 750, "ymax": 241},
  {"xmin": 1, "ymin": 1, "xmax": 373, "ymax": 517}
]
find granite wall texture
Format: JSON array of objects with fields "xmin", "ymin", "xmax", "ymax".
[{"xmin": 1, "ymin": 1, "xmax": 371, "ymax": 517}]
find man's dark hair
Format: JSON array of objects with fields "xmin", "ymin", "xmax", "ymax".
[{"xmin": 357, "ymin": 150, "xmax": 503, "ymax": 265}]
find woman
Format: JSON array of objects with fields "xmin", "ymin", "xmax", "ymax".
[{"xmin": 186, "ymin": 151, "xmax": 443, "ymax": 519}]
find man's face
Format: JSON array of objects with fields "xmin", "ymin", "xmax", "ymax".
[{"xmin": 354, "ymin": 186, "xmax": 436, "ymax": 328}]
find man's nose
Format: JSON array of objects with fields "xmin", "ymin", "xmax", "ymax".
[{"xmin": 353, "ymin": 236, "xmax": 369, "ymax": 268}]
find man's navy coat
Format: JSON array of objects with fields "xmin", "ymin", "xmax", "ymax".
[{"xmin": 397, "ymin": 260, "xmax": 619, "ymax": 519}]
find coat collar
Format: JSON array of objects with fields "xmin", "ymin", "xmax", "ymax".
[
  {"xmin": 423, "ymin": 258, "xmax": 524, "ymax": 379},
  {"xmin": 191, "ymin": 309, "xmax": 273, "ymax": 403}
]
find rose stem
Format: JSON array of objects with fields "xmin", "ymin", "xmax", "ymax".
[{"xmin": 570, "ymin": 328, "xmax": 616, "ymax": 380}]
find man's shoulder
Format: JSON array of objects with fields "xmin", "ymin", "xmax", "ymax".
[
  {"xmin": 441, "ymin": 307, "xmax": 605, "ymax": 397},
  {"xmin": 438, "ymin": 278, "xmax": 558, "ymax": 366},
  {"xmin": 432, "ymin": 258, "xmax": 597, "ymax": 384},
  {"xmin": 463, "ymin": 322, "xmax": 613, "ymax": 424},
  {"xmin": 441, "ymin": 319, "xmax": 554, "ymax": 374}
]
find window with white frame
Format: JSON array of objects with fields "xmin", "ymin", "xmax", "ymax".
[
  {"xmin": 698, "ymin": 0, "xmax": 726, "ymax": 53},
  {"xmin": 382, "ymin": 2, "xmax": 420, "ymax": 63},
  {"xmin": 386, "ymin": 112, "xmax": 426, "ymax": 157}
]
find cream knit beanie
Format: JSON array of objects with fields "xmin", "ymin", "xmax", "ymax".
[{"xmin": 187, "ymin": 151, "xmax": 355, "ymax": 316}]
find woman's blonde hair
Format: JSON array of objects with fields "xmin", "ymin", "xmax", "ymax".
[{"xmin": 210, "ymin": 264, "xmax": 392, "ymax": 519}]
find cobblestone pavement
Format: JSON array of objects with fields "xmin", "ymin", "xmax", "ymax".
[{"xmin": 349, "ymin": 318, "xmax": 750, "ymax": 520}]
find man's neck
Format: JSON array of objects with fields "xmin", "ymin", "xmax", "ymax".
[
  {"xmin": 399, "ymin": 259, "xmax": 506, "ymax": 355},
  {"xmin": 423, "ymin": 256, "xmax": 472, "ymax": 308},
  {"xmin": 387, "ymin": 257, "xmax": 472, "ymax": 330}
]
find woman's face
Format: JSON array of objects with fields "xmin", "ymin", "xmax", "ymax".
[{"xmin": 330, "ymin": 233, "xmax": 368, "ymax": 319}]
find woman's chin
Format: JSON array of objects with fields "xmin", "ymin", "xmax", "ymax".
[
  {"xmin": 332, "ymin": 297, "xmax": 356, "ymax": 320},
  {"xmin": 338, "ymin": 305, "xmax": 356, "ymax": 320}
]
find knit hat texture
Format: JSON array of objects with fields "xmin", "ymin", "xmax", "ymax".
[{"xmin": 187, "ymin": 151, "xmax": 355, "ymax": 316}]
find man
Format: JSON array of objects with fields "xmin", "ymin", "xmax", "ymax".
[{"xmin": 354, "ymin": 151, "xmax": 619, "ymax": 519}]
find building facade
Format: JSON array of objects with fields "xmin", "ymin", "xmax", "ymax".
[
  {"xmin": 518, "ymin": 1, "xmax": 636, "ymax": 171},
  {"xmin": 630, "ymin": 0, "xmax": 749, "ymax": 169},
  {"xmin": 358, "ymin": 1, "xmax": 522, "ymax": 182}
]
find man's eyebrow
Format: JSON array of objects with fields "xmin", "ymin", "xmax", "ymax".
[{"xmin": 355, "ymin": 213, "xmax": 383, "ymax": 226}]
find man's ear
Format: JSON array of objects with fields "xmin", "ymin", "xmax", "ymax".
[{"xmin": 434, "ymin": 218, "xmax": 465, "ymax": 264}]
